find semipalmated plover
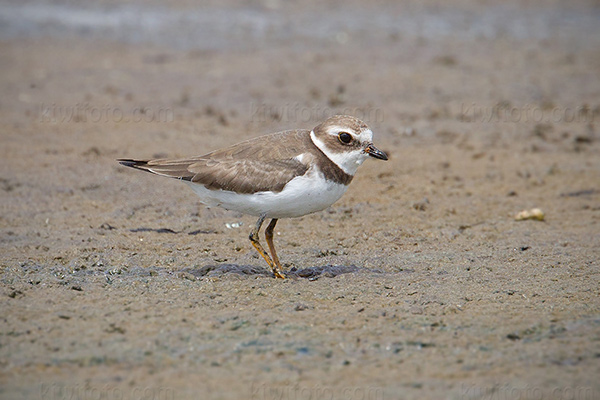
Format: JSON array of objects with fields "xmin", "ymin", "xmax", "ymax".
[{"xmin": 119, "ymin": 115, "xmax": 387, "ymax": 278}]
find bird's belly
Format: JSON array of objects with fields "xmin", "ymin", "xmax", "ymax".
[{"xmin": 184, "ymin": 173, "xmax": 349, "ymax": 219}]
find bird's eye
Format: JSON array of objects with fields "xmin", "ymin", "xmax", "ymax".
[{"xmin": 338, "ymin": 132, "xmax": 352, "ymax": 144}]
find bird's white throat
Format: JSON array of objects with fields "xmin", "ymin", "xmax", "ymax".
[{"xmin": 309, "ymin": 130, "xmax": 368, "ymax": 175}]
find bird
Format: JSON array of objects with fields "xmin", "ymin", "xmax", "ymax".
[{"xmin": 118, "ymin": 115, "xmax": 388, "ymax": 278}]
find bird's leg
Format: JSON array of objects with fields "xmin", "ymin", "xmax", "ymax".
[
  {"xmin": 249, "ymin": 213, "xmax": 284, "ymax": 279},
  {"xmin": 264, "ymin": 218, "xmax": 285, "ymax": 279}
]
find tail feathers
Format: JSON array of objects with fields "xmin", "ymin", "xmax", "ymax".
[
  {"xmin": 117, "ymin": 158, "xmax": 194, "ymax": 181},
  {"xmin": 118, "ymin": 159, "xmax": 151, "ymax": 171}
]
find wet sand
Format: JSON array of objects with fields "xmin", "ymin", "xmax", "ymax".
[{"xmin": 1, "ymin": 1, "xmax": 600, "ymax": 399}]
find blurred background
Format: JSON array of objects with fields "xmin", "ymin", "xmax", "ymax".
[
  {"xmin": 1, "ymin": 1, "xmax": 599, "ymax": 399},
  {"xmin": 2, "ymin": 0, "xmax": 598, "ymax": 135}
]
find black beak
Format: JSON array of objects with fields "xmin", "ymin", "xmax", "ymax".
[{"xmin": 365, "ymin": 144, "xmax": 388, "ymax": 160}]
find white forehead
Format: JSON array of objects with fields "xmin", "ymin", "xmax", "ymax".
[{"xmin": 326, "ymin": 125, "xmax": 373, "ymax": 142}]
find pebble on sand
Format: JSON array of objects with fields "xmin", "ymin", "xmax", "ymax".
[{"xmin": 514, "ymin": 208, "xmax": 545, "ymax": 221}]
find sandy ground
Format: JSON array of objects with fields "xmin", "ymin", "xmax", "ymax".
[{"xmin": 1, "ymin": 1, "xmax": 600, "ymax": 399}]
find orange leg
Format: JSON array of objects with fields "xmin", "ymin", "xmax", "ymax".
[
  {"xmin": 265, "ymin": 218, "xmax": 285, "ymax": 278},
  {"xmin": 249, "ymin": 214, "xmax": 285, "ymax": 279}
]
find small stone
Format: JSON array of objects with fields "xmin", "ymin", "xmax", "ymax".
[
  {"xmin": 515, "ymin": 208, "xmax": 545, "ymax": 221},
  {"xmin": 413, "ymin": 198, "xmax": 430, "ymax": 211},
  {"xmin": 410, "ymin": 306, "xmax": 424, "ymax": 315},
  {"xmin": 179, "ymin": 272, "xmax": 196, "ymax": 281}
]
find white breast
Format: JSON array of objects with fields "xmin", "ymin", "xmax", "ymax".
[{"xmin": 184, "ymin": 167, "xmax": 349, "ymax": 219}]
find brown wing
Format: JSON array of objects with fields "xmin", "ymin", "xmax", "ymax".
[{"xmin": 118, "ymin": 129, "xmax": 313, "ymax": 194}]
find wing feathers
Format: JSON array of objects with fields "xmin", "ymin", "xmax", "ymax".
[{"xmin": 118, "ymin": 130, "xmax": 313, "ymax": 194}]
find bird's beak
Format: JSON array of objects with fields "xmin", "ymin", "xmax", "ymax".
[{"xmin": 365, "ymin": 144, "xmax": 388, "ymax": 160}]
